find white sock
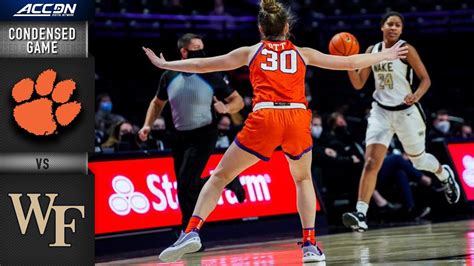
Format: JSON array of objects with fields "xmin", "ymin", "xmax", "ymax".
[
  {"xmin": 436, "ymin": 166, "xmax": 449, "ymax": 182},
  {"xmin": 356, "ymin": 201, "xmax": 369, "ymax": 216}
]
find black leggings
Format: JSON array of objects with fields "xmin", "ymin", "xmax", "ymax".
[{"xmin": 170, "ymin": 124, "xmax": 218, "ymax": 230}]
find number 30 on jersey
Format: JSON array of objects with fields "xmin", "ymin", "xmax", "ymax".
[{"xmin": 260, "ymin": 49, "xmax": 297, "ymax": 74}]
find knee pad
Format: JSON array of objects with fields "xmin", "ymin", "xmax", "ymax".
[
  {"xmin": 402, "ymin": 142, "xmax": 425, "ymax": 156},
  {"xmin": 408, "ymin": 152, "xmax": 439, "ymax": 173}
]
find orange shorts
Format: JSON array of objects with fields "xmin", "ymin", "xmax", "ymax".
[{"xmin": 235, "ymin": 108, "xmax": 313, "ymax": 161}]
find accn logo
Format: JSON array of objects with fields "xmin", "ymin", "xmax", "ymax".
[
  {"xmin": 14, "ymin": 3, "xmax": 77, "ymax": 17},
  {"xmin": 12, "ymin": 69, "xmax": 81, "ymax": 136},
  {"xmin": 8, "ymin": 193, "xmax": 85, "ymax": 247}
]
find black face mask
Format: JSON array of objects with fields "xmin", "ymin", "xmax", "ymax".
[
  {"xmin": 186, "ymin": 49, "xmax": 206, "ymax": 58},
  {"xmin": 120, "ymin": 133, "xmax": 135, "ymax": 143},
  {"xmin": 334, "ymin": 126, "xmax": 349, "ymax": 137},
  {"xmin": 150, "ymin": 129, "xmax": 166, "ymax": 140}
]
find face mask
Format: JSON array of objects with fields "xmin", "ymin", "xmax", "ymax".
[
  {"xmin": 120, "ymin": 133, "xmax": 135, "ymax": 143},
  {"xmin": 186, "ymin": 49, "xmax": 206, "ymax": 59},
  {"xmin": 435, "ymin": 120, "xmax": 450, "ymax": 134},
  {"xmin": 150, "ymin": 129, "xmax": 165, "ymax": 140},
  {"xmin": 311, "ymin": 126, "xmax": 323, "ymax": 139},
  {"xmin": 100, "ymin": 101, "xmax": 112, "ymax": 113},
  {"xmin": 334, "ymin": 125, "xmax": 348, "ymax": 136}
]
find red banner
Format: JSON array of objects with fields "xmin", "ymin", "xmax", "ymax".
[
  {"xmin": 446, "ymin": 142, "xmax": 474, "ymax": 201},
  {"xmin": 90, "ymin": 151, "xmax": 320, "ymax": 235}
]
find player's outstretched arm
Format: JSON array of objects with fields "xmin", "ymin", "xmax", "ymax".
[
  {"xmin": 347, "ymin": 46, "xmax": 374, "ymax": 90},
  {"xmin": 299, "ymin": 40, "xmax": 408, "ymax": 71},
  {"xmin": 142, "ymin": 46, "xmax": 251, "ymax": 73}
]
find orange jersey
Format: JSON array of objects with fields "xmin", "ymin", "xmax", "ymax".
[{"xmin": 248, "ymin": 40, "xmax": 307, "ymax": 106}]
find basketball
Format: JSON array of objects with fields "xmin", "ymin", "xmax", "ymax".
[{"xmin": 329, "ymin": 32, "xmax": 360, "ymax": 56}]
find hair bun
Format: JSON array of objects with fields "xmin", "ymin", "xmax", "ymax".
[{"xmin": 261, "ymin": 0, "xmax": 281, "ymax": 14}]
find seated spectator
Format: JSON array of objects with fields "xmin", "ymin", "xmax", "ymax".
[
  {"xmin": 376, "ymin": 153, "xmax": 434, "ymax": 221},
  {"xmin": 152, "ymin": 117, "xmax": 167, "ymax": 149},
  {"xmin": 152, "ymin": 116, "xmax": 166, "ymax": 130},
  {"xmin": 142, "ymin": 117, "xmax": 168, "ymax": 151},
  {"xmin": 95, "ymin": 93, "xmax": 125, "ymax": 137},
  {"xmin": 101, "ymin": 121, "xmax": 139, "ymax": 152},
  {"xmin": 216, "ymin": 115, "xmax": 233, "ymax": 149},
  {"xmin": 311, "ymin": 113, "xmax": 399, "ymax": 215},
  {"xmin": 428, "ymin": 109, "xmax": 453, "ymax": 142},
  {"xmin": 371, "ymin": 190, "xmax": 402, "ymax": 213},
  {"xmin": 94, "ymin": 129, "xmax": 106, "ymax": 152},
  {"xmin": 458, "ymin": 123, "xmax": 472, "ymax": 139},
  {"xmin": 312, "ymin": 113, "xmax": 361, "ymax": 170},
  {"xmin": 325, "ymin": 112, "xmax": 361, "ymax": 153},
  {"xmin": 311, "ymin": 113, "xmax": 361, "ymax": 198}
]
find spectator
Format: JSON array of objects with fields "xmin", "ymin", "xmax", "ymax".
[
  {"xmin": 312, "ymin": 113, "xmax": 361, "ymax": 170},
  {"xmin": 428, "ymin": 109, "xmax": 453, "ymax": 142},
  {"xmin": 101, "ymin": 121, "xmax": 139, "ymax": 151},
  {"xmin": 216, "ymin": 115, "xmax": 232, "ymax": 148},
  {"xmin": 459, "ymin": 123, "xmax": 472, "ymax": 139},
  {"xmin": 311, "ymin": 113, "xmax": 360, "ymax": 198},
  {"xmin": 143, "ymin": 117, "xmax": 168, "ymax": 150},
  {"xmin": 95, "ymin": 93, "xmax": 125, "ymax": 137},
  {"xmin": 325, "ymin": 112, "xmax": 363, "ymax": 159},
  {"xmin": 312, "ymin": 114, "xmax": 398, "ymax": 214},
  {"xmin": 376, "ymin": 153, "xmax": 433, "ymax": 220}
]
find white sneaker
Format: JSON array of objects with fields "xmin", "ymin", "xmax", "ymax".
[
  {"xmin": 342, "ymin": 211, "xmax": 368, "ymax": 232},
  {"xmin": 159, "ymin": 231, "xmax": 202, "ymax": 262}
]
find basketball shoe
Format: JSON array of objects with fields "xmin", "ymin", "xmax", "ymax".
[
  {"xmin": 159, "ymin": 231, "xmax": 201, "ymax": 262},
  {"xmin": 342, "ymin": 211, "xmax": 368, "ymax": 232},
  {"xmin": 301, "ymin": 241, "xmax": 326, "ymax": 263},
  {"xmin": 442, "ymin": 165, "xmax": 461, "ymax": 204}
]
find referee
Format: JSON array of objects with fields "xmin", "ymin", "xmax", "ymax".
[{"xmin": 139, "ymin": 33, "xmax": 246, "ymax": 231}]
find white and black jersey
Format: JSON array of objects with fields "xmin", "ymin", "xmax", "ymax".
[{"xmin": 371, "ymin": 40, "xmax": 414, "ymax": 107}]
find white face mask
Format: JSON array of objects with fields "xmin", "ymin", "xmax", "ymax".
[
  {"xmin": 311, "ymin": 126, "xmax": 323, "ymax": 138},
  {"xmin": 435, "ymin": 120, "xmax": 451, "ymax": 134}
]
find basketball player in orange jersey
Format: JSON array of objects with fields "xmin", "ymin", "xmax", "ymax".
[
  {"xmin": 143, "ymin": 1, "xmax": 407, "ymax": 263},
  {"xmin": 342, "ymin": 11, "xmax": 461, "ymax": 232}
]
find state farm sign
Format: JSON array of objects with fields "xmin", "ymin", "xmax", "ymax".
[
  {"xmin": 447, "ymin": 142, "xmax": 474, "ymax": 201},
  {"xmin": 90, "ymin": 151, "xmax": 320, "ymax": 235}
]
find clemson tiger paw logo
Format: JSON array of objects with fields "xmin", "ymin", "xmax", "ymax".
[{"xmin": 12, "ymin": 69, "xmax": 81, "ymax": 136}]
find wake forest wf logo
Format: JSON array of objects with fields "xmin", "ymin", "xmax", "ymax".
[{"xmin": 8, "ymin": 193, "xmax": 85, "ymax": 247}]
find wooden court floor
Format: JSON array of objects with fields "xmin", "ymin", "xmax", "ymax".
[{"xmin": 97, "ymin": 220, "xmax": 474, "ymax": 265}]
